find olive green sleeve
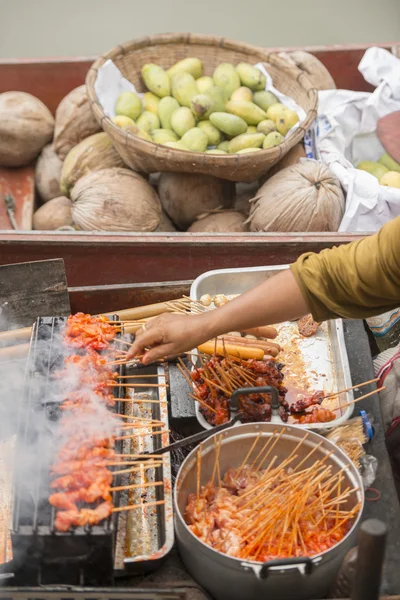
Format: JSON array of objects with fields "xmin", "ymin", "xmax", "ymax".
[{"xmin": 290, "ymin": 217, "xmax": 400, "ymax": 322}]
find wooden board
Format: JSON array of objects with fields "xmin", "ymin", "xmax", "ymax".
[
  {"xmin": 0, "ymin": 258, "xmax": 70, "ymax": 330},
  {"xmin": 0, "ymin": 166, "xmax": 34, "ymax": 230}
]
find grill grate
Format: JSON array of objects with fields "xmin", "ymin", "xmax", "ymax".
[
  {"xmin": 0, "ymin": 589, "xmax": 187, "ymax": 600},
  {"xmin": 9, "ymin": 317, "xmax": 125, "ymax": 586}
]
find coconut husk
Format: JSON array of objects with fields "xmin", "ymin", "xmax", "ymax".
[
  {"xmin": 279, "ymin": 51, "xmax": 336, "ymax": 91},
  {"xmin": 156, "ymin": 211, "xmax": 177, "ymax": 232},
  {"xmin": 35, "ymin": 144, "xmax": 63, "ymax": 203},
  {"xmin": 158, "ymin": 172, "xmax": 235, "ymax": 230},
  {"xmin": 0, "ymin": 92, "xmax": 54, "ymax": 167},
  {"xmin": 71, "ymin": 168, "xmax": 162, "ymax": 232},
  {"xmin": 249, "ymin": 160, "xmax": 345, "ymax": 232},
  {"xmin": 259, "ymin": 142, "xmax": 306, "ymax": 184},
  {"xmin": 188, "ymin": 209, "xmax": 248, "ymax": 233},
  {"xmin": 53, "ymin": 85, "xmax": 101, "ymax": 159},
  {"xmin": 33, "ymin": 196, "xmax": 73, "ymax": 230},
  {"xmin": 60, "ymin": 132, "xmax": 125, "ymax": 196},
  {"xmin": 234, "ymin": 181, "xmax": 259, "ymax": 214}
]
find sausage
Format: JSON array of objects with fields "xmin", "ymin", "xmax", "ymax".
[
  {"xmin": 198, "ymin": 341, "xmax": 264, "ymax": 360},
  {"xmin": 219, "ymin": 336, "xmax": 280, "ymax": 357},
  {"xmin": 241, "ymin": 326, "xmax": 278, "ymax": 339}
]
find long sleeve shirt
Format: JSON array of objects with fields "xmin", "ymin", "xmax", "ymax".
[{"xmin": 290, "ymin": 216, "xmax": 400, "ymax": 322}]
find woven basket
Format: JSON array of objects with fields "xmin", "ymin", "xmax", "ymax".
[{"xmin": 86, "ymin": 34, "xmax": 318, "ymax": 183}]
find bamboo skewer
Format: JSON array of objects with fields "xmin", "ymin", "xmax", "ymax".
[
  {"xmin": 110, "ymin": 481, "xmax": 164, "ymax": 492},
  {"xmin": 115, "ymin": 429, "xmax": 169, "ymax": 440},
  {"xmin": 337, "ymin": 386, "xmax": 386, "ymax": 410},
  {"xmin": 107, "ymin": 382, "xmax": 168, "ymax": 388},
  {"xmin": 322, "ymin": 377, "xmax": 380, "ymax": 401},
  {"xmin": 112, "ymin": 462, "xmax": 163, "ymax": 475},
  {"xmin": 112, "ymin": 499, "xmax": 166, "ymax": 513}
]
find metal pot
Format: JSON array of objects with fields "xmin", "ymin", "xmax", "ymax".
[{"xmin": 174, "ymin": 423, "xmax": 364, "ymax": 600}]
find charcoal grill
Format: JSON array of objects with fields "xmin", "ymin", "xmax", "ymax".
[{"xmin": 0, "ymin": 589, "xmax": 186, "ymax": 600}]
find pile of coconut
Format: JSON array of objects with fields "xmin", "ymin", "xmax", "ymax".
[{"xmin": 0, "ymin": 52, "xmax": 345, "ymax": 233}]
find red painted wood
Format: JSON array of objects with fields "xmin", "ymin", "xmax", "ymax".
[{"xmin": 0, "ymin": 166, "xmax": 34, "ymax": 230}]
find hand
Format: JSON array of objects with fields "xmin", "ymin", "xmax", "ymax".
[{"xmin": 126, "ymin": 313, "xmax": 211, "ymax": 364}]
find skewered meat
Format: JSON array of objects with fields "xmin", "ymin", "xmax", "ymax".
[
  {"xmin": 298, "ymin": 314, "xmax": 320, "ymax": 337},
  {"xmin": 290, "ymin": 391, "xmax": 325, "ymax": 414},
  {"xmin": 64, "ymin": 313, "xmax": 117, "ymax": 350},
  {"xmin": 298, "ymin": 406, "xmax": 336, "ymax": 424},
  {"xmin": 54, "ymin": 500, "xmax": 113, "ymax": 532}
]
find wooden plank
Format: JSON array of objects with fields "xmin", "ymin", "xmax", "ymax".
[
  {"xmin": 0, "ymin": 231, "xmax": 364, "ymax": 287},
  {"xmin": 0, "ymin": 167, "xmax": 34, "ymax": 230},
  {"xmin": 0, "ymin": 258, "xmax": 70, "ymax": 330}
]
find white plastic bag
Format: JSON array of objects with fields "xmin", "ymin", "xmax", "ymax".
[{"xmin": 307, "ymin": 47, "xmax": 400, "ymax": 232}]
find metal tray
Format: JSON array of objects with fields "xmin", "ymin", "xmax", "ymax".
[{"xmin": 190, "ymin": 265, "xmax": 354, "ymax": 431}]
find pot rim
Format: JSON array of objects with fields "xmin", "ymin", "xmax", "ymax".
[{"xmin": 174, "ymin": 422, "xmax": 364, "ymax": 569}]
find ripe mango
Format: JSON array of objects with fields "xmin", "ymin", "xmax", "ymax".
[
  {"xmin": 236, "ymin": 63, "xmax": 266, "ymax": 91},
  {"xmin": 164, "ymin": 140, "xmax": 189, "ymax": 151},
  {"xmin": 276, "ymin": 109, "xmax": 299, "ymax": 136},
  {"xmin": 112, "ymin": 115, "xmax": 136, "ymax": 129},
  {"xmin": 205, "ymin": 86, "xmax": 226, "ymax": 113},
  {"xmin": 225, "ymin": 100, "xmax": 267, "ymax": 125},
  {"xmin": 136, "ymin": 111, "xmax": 160, "ymax": 133},
  {"xmin": 170, "ymin": 106, "xmax": 196, "ymax": 137},
  {"xmin": 263, "ymin": 131, "xmax": 284, "ymax": 148},
  {"xmin": 217, "ymin": 140, "xmax": 230, "ymax": 152},
  {"xmin": 197, "ymin": 120, "xmax": 222, "ymax": 146},
  {"xmin": 246, "ymin": 126, "xmax": 258, "ymax": 134},
  {"xmin": 213, "ymin": 63, "xmax": 241, "ymax": 100},
  {"xmin": 257, "ymin": 119, "xmax": 277, "ymax": 135},
  {"xmin": 196, "ymin": 76, "xmax": 214, "ymax": 94},
  {"xmin": 236, "ymin": 147, "xmax": 262, "ymax": 154},
  {"xmin": 231, "ymin": 86, "xmax": 253, "ymax": 103},
  {"xmin": 167, "ymin": 57, "xmax": 203, "ymax": 80},
  {"xmin": 190, "ymin": 94, "xmax": 212, "ymax": 120},
  {"xmin": 141, "ymin": 64, "xmax": 170, "ymax": 98},
  {"xmin": 171, "ymin": 72, "xmax": 198, "ymax": 107},
  {"xmin": 209, "ymin": 112, "xmax": 247, "ymax": 137},
  {"xmin": 380, "ymin": 171, "xmax": 400, "ymax": 188},
  {"xmin": 143, "ymin": 92, "xmax": 160, "ymax": 115},
  {"xmin": 378, "ymin": 152, "xmax": 400, "ymax": 173},
  {"xmin": 253, "ymin": 90, "xmax": 279, "ymax": 112},
  {"xmin": 152, "ymin": 129, "xmax": 178, "ymax": 144},
  {"xmin": 158, "ymin": 96, "xmax": 180, "ymax": 130},
  {"xmin": 228, "ymin": 133, "xmax": 265, "ymax": 154},
  {"xmin": 357, "ymin": 161, "xmax": 389, "ymax": 180},
  {"xmin": 181, "ymin": 128, "xmax": 208, "ymax": 152},
  {"xmin": 206, "ymin": 149, "xmax": 227, "ymax": 154},
  {"xmin": 115, "ymin": 91, "xmax": 142, "ymax": 121},
  {"xmin": 267, "ymin": 103, "xmax": 288, "ymax": 122}
]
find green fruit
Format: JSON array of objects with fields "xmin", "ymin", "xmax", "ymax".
[
  {"xmin": 236, "ymin": 63, "xmax": 266, "ymax": 91},
  {"xmin": 225, "ymin": 100, "xmax": 267, "ymax": 125},
  {"xmin": 143, "ymin": 92, "xmax": 160, "ymax": 115},
  {"xmin": 213, "ymin": 63, "xmax": 241, "ymax": 100},
  {"xmin": 167, "ymin": 57, "xmax": 203, "ymax": 80},
  {"xmin": 257, "ymin": 119, "xmax": 277, "ymax": 135},
  {"xmin": 231, "ymin": 86, "xmax": 253, "ymax": 103},
  {"xmin": 196, "ymin": 76, "xmax": 214, "ymax": 94},
  {"xmin": 267, "ymin": 103, "xmax": 288, "ymax": 122},
  {"xmin": 236, "ymin": 147, "xmax": 262, "ymax": 154},
  {"xmin": 197, "ymin": 120, "xmax": 222, "ymax": 146},
  {"xmin": 380, "ymin": 171, "xmax": 400, "ymax": 188},
  {"xmin": 253, "ymin": 90, "xmax": 279, "ymax": 112},
  {"xmin": 190, "ymin": 94, "xmax": 212, "ymax": 119},
  {"xmin": 228, "ymin": 133, "xmax": 265, "ymax": 154},
  {"xmin": 209, "ymin": 112, "xmax": 247, "ymax": 137},
  {"xmin": 263, "ymin": 131, "xmax": 284, "ymax": 148},
  {"xmin": 151, "ymin": 128, "xmax": 178, "ymax": 144},
  {"xmin": 113, "ymin": 115, "xmax": 136, "ymax": 129},
  {"xmin": 141, "ymin": 64, "xmax": 170, "ymax": 98},
  {"xmin": 171, "ymin": 72, "xmax": 198, "ymax": 107},
  {"xmin": 115, "ymin": 91, "xmax": 142, "ymax": 120},
  {"xmin": 170, "ymin": 106, "xmax": 196, "ymax": 137},
  {"xmin": 164, "ymin": 140, "xmax": 189, "ymax": 150},
  {"xmin": 217, "ymin": 140, "xmax": 230, "ymax": 152},
  {"xmin": 205, "ymin": 86, "xmax": 226, "ymax": 113},
  {"xmin": 357, "ymin": 161, "xmax": 389, "ymax": 180},
  {"xmin": 180, "ymin": 128, "xmax": 208, "ymax": 152},
  {"xmin": 378, "ymin": 152, "xmax": 400, "ymax": 173},
  {"xmin": 158, "ymin": 96, "xmax": 180, "ymax": 129},
  {"xmin": 136, "ymin": 111, "xmax": 160, "ymax": 133},
  {"xmin": 246, "ymin": 126, "xmax": 258, "ymax": 134},
  {"xmin": 205, "ymin": 149, "xmax": 227, "ymax": 154},
  {"xmin": 276, "ymin": 109, "xmax": 299, "ymax": 136}
]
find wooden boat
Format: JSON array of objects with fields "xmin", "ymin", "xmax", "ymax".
[{"xmin": 0, "ymin": 42, "xmax": 399, "ymax": 286}]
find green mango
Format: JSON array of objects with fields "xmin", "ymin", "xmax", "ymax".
[
  {"xmin": 225, "ymin": 100, "xmax": 267, "ymax": 125},
  {"xmin": 263, "ymin": 131, "xmax": 284, "ymax": 148},
  {"xmin": 196, "ymin": 76, "xmax": 214, "ymax": 94},
  {"xmin": 357, "ymin": 161, "xmax": 389, "ymax": 180},
  {"xmin": 171, "ymin": 72, "xmax": 198, "ymax": 107},
  {"xmin": 228, "ymin": 133, "xmax": 265, "ymax": 154},
  {"xmin": 197, "ymin": 120, "xmax": 223, "ymax": 146},
  {"xmin": 167, "ymin": 57, "xmax": 203, "ymax": 80},
  {"xmin": 190, "ymin": 94, "xmax": 213, "ymax": 120},
  {"xmin": 205, "ymin": 86, "xmax": 226, "ymax": 113},
  {"xmin": 115, "ymin": 91, "xmax": 142, "ymax": 120},
  {"xmin": 158, "ymin": 96, "xmax": 180, "ymax": 129},
  {"xmin": 136, "ymin": 111, "xmax": 160, "ymax": 133},
  {"xmin": 213, "ymin": 63, "xmax": 241, "ymax": 100},
  {"xmin": 164, "ymin": 140, "xmax": 189, "ymax": 150},
  {"xmin": 378, "ymin": 152, "xmax": 400, "ymax": 173},
  {"xmin": 170, "ymin": 106, "xmax": 196, "ymax": 137},
  {"xmin": 209, "ymin": 112, "xmax": 247, "ymax": 137},
  {"xmin": 246, "ymin": 126, "xmax": 258, "ymax": 134},
  {"xmin": 141, "ymin": 64, "xmax": 170, "ymax": 98},
  {"xmin": 217, "ymin": 140, "xmax": 230, "ymax": 152},
  {"xmin": 253, "ymin": 90, "xmax": 279, "ymax": 112},
  {"xmin": 236, "ymin": 63, "xmax": 266, "ymax": 91},
  {"xmin": 205, "ymin": 149, "xmax": 227, "ymax": 154},
  {"xmin": 231, "ymin": 86, "xmax": 253, "ymax": 103},
  {"xmin": 257, "ymin": 119, "xmax": 277, "ymax": 135},
  {"xmin": 180, "ymin": 128, "xmax": 208, "ymax": 152},
  {"xmin": 152, "ymin": 129, "xmax": 178, "ymax": 144},
  {"xmin": 142, "ymin": 92, "xmax": 160, "ymax": 115},
  {"xmin": 236, "ymin": 147, "xmax": 262, "ymax": 154}
]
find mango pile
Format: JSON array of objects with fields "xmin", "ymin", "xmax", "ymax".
[
  {"xmin": 357, "ymin": 153, "xmax": 400, "ymax": 188},
  {"xmin": 112, "ymin": 58, "xmax": 299, "ymax": 154}
]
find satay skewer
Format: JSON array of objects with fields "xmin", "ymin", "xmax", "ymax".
[
  {"xmin": 115, "ymin": 429, "xmax": 170, "ymax": 441},
  {"xmin": 112, "ymin": 499, "xmax": 165, "ymax": 513},
  {"xmin": 337, "ymin": 385, "xmax": 386, "ymax": 410},
  {"xmin": 110, "ymin": 481, "xmax": 164, "ymax": 492}
]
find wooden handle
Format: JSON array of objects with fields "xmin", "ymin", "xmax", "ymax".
[
  {"xmin": 198, "ymin": 341, "xmax": 264, "ymax": 360},
  {"xmin": 242, "ymin": 326, "xmax": 278, "ymax": 339},
  {"xmin": 0, "ymin": 326, "xmax": 32, "ymax": 345},
  {"xmin": 0, "ymin": 342, "xmax": 30, "ymax": 362},
  {"xmin": 102, "ymin": 299, "xmax": 182, "ymax": 321}
]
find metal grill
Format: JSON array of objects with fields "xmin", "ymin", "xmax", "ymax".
[{"xmin": 0, "ymin": 589, "xmax": 187, "ymax": 600}]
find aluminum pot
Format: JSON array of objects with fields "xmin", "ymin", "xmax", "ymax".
[{"xmin": 174, "ymin": 422, "xmax": 364, "ymax": 600}]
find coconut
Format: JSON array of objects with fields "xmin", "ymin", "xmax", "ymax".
[
  {"xmin": 249, "ymin": 160, "xmax": 345, "ymax": 232},
  {"xmin": 35, "ymin": 144, "xmax": 63, "ymax": 203},
  {"xmin": 71, "ymin": 168, "xmax": 162, "ymax": 232},
  {"xmin": 188, "ymin": 209, "xmax": 248, "ymax": 232},
  {"xmin": 260, "ymin": 142, "xmax": 306, "ymax": 184},
  {"xmin": 53, "ymin": 86, "xmax": 101, "ymax": 159},
  {"xmin": 60, "ymin": 132, "xmax": 125, "ymax": 196},
  {"xmin": 234, "ymin": 181, "xmax": 259, "ymax": 214},
  {"xmin": 33, "ymin": 196, "xmax": 73, "ymax": 230},
  {"xmin": 279, "ymin": 51, "xmax": 336, "ymax": 91},
  {"xmin": 156, "ymin": 211, "xmax": 177, "ymax": 232},
  {"xmin": 0, "ymin": 92, "xmax": 54, "ymax": 167},
  {"xmin": 158, "ymin": 173, "xmax": 234, "ymax": 230}
]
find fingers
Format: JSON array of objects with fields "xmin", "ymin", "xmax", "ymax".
[
  {"xmin": 142, "ymin": 343, "xmax": 176, "ymax": 365},
  {"xmin": 126, "ymin": 325, "xmax": 162, "ymax": 360}
]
